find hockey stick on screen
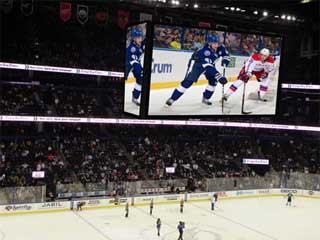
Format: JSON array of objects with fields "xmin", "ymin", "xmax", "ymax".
[
  {"xmin": 221, "ymin": 66, "xmax": 226, "ymax": 114},
  {"xmin": 241, "ymin": 81, "xmax": 252, "ymax": 115}
]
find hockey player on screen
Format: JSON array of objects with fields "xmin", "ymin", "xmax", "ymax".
[
  {"xmin": 222, "ymin": 48, "xmax": 275, "ymax": 102},
  {"xmin": 165, "ymin": 35, "xmax": 230, "ymax": 107},
  {"xmin": 125, "ymin": 29, "xmax": 145, "ymax": 106}
]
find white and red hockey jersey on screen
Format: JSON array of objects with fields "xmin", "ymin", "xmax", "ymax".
[{"xmin": 244, "ymin": 53, "xmax": 275, "ymax": 75}]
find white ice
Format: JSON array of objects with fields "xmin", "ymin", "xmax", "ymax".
[
  {"xmin": 0, "ymin": 197, "xmax": 319, "ymax": 240},
  {"xmin": 148, "ymin": 80, "xmax": 278, "ymax": 116},
  {"xmin": 124, "ymin": 82, "xmax": 140, "ymax": 116}
]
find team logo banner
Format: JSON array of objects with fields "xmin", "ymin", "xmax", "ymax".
[
  {"xmin": 117, "ymin": 10, "xmax": 129, "ymax": 30},
  {"xmin": 198, "ymin": 22, "xmax": 211, "ymax": 28},
  {"xmin": 77, "ymin": 4, "xmax": 88, "ymax": 25},
  {"xmin": 21, "ymin": 0, "xmax": 33, "ymax": 16},
  {"xmin": 95, "ymin": 5, "xmax": 108, "ymax": 25},
  {"xmin": 60, "ymin": 2, "xmax": 71, "ymax": 23}
]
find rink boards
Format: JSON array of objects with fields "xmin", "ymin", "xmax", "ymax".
[{"xmin": 0, "ymin": 188, "xmax": 319, "ymax": 216}]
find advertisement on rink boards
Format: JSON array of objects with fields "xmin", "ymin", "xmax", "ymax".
[
  {"xmin": 72, "ymin": 197, "xmax": 132, "ymax": 209},
  {"xmin": 124, "ymin": 22, "xmax": 147, "ymax": 116},
  {"xmin": 0, "ymin": 201, "xmax": 70, "ymax": 215},
  {"xmin": 134, "ymin": 194, "xmax": 184, "ymax": 205},
  {"xmin": 148, "ymin": 24, "xmax": 282, "ymax": 116},
  {"xmin": 1, "ymin": 189, "xmax": 319, "ymax": 215}
]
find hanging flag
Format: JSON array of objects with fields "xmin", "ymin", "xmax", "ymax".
[
  {"xmin": 21, "ymin": 0, "xmax": 33, "ymax": 16},
  {"xmin": 0, "ymin": 0, "xmax": 13, "ymax": 14},
  {"xmin": 164, "ymin": 16, "xmax": 172, "ymax": 23},
  {"xmin": 77, "ymin": 4, "xmax": 88, "ymax": 25},
  {"xmin": 95, "ymin": 5, "xmax": 108, "ymax": 25},
  {"xmin": 139, "ymin": 12, "xmax": 152, "ymax": 22},
  {"xmin": 199, "ymin": 22, "xmax": 211, "ymax": 28},
  {"xmin": 117, "ymin": 10, "xmax": 129, "ymax": 30},
  {"xmin": 60, "ymin": 2, "xmax": 72, "ymax": 22}
]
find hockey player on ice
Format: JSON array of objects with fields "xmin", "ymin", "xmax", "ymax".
[
  {"xmin": 222, "ymin": 48, "xmax": 275, "ymax": 102},
  {"xmin": 125, "ymin": 29, "xmax": 145, "ymax": 106},
  {"xmin": 286, "ymin": 192, "xmax": 294, "ymax": 206},
  {"xmin": 165, "ymin": 35, "xmax": 230, "ymax": 107}
]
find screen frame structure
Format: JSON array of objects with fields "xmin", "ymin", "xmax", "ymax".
[
  {"xmin": 142, "ymin": 22, "xmax": 284, "ymax": 119},
  {"xmin": 123, "ymin": 21, "xmax": 153, "ymax": 117}
]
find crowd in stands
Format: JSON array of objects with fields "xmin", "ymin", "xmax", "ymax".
[
  {"xmin": 153, "ymin": 26, "xmax": 281, "ymax": 55},
  {"xmin": 1, "ymin": 79, "xmax": 121, "ymax": 117},
  {"xmin": 1, "ymin": 4, "xmax": 318, "ymax": 203},
  {"xmin": 183, "ymin": 28, "xmax": 206, "ymax": 50},
  {"xmin": 1, "ymin": 74, "xmax": 319, "ymax": 124},
  {"xmin": 154, "ymin": 25, "xmax": 182, "ymax": 49},
  {"xmin": 1, "ymin": 123, "xmax": 319, "ymax": 199},
  {"xmin": 239, "ymin": 34, "xmax": 260, "ymax": 56}
]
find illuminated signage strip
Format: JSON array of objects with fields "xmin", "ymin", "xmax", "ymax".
[
  {"xmin": 243, "ymin": 159, "xmax": 269, "ymax": 165},
  {"xmin": 1, "ymin": 62, "xmax": 319, "ymax": 90},
  {"xmin": 281, "ymin": 83, "xmax": 320, "ymax": 90},
  {"xmin": 1, "ymin": 115, "xmax": 319, "ymax": 132},
  {"xmin": 32, "ymin": 171, "xmax": 45, "ymax": 178},
  {"xmin": 0, "ymin": 62, "xmax": 124, "ymax": 78}
]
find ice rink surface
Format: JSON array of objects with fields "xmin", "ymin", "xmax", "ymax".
[
  {"xmin": 148, "ymin": 79, "xmax": 278, "ymax": 116},
  {"xmin": 124, "ymin": 82, "xmax": 140, "ymax": 116},
  {"xmin": 0, "ymin": 197, "xmax": 319, "ymax": 240}
]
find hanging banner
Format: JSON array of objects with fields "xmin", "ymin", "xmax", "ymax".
[
  {"xmin": 117, "ymin": 10, "xmax": 129, "ymax": 29},
  {"xmin": 21, "ymin": 0, "xmax": 33, "ymax": 16},
  {"xmin": 96, "ymin": 6, "xmax": 108, "ymax": 25},
  {"xmin": 77, "ymin": 4, "xmax": 88, "ymax": 25},
  {"xmin": 139, "ymin": 12, "xmax": 152, "ymax": 22},
  {"xmin": 198, "ymin": 22, "xmax": 211, "ymax": 28},
  {"xmin": 60, "ymin": 2, "xmax": 72, "ymax": 22}
]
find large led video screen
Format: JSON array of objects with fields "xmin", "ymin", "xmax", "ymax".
[
  {"xmin": 148, "ymin": 24, "xmax": 282, "ymax": 116},
  {"xmin": 124, "ymin": 23, "xmax": 147, "ymax": 116}
]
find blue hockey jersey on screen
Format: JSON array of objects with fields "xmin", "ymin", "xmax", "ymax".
[
  {"xmin": 191, "ymin": 44, "xmax": 230, "ymax": 69},
  {"xmin": 126, "ymin": 40, "xmax": 145, "ymax": 66}
]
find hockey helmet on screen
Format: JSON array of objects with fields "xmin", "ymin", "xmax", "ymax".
[
  {"xmin": 207, "ymin": 35, "xmax": 219, "ymax": 43},
  {"xmin": 260, "ymin": 48, "xmax": 270, "ymax": 56},
  {"xmin": 132, "ymin": 29, "xmax": 143, "ymax": 39}
]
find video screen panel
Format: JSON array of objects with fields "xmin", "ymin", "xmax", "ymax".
[
  {"xmin": 124, "ymin": 23, "xmax": 147, "ymax": 116},
  {"xmin": 148, "ymin": 24, "xmax": 282, "ymax": 116}
]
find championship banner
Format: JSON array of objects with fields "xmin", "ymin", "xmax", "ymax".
[
  {"xmin": 21, "ymin": 0, "xmax": 33, "ymax": 16},
  {"xmin": 117, "ymin": 10, "xmax": 129, "ymax": 29},
  {"xmin": 77, "ymin": 5, "xmax": 88, "ymax": 25},
  {"xmin": 60, "ymin": 2, "xmax": 72, "ymax": 23},
  {"xmin": 95, "ymin": 6, "xmax": 108, "ymax": 25},
  {"xmin": 198, "ymin": 22, "xmax": 211, "ymax": 28}
]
